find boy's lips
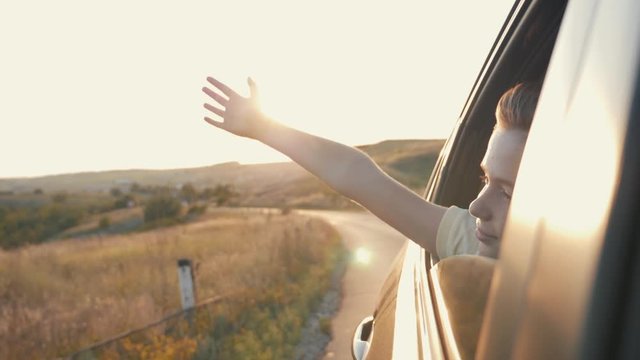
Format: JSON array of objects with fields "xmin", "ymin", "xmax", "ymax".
[{"xmin": 475, "ymin": 227, "xmax": 498, "ymax": 245}]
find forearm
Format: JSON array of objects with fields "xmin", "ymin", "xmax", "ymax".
[
  {"xmin": 256, "ymin": 117, "xmax": 446, "ymax": 254},
  {"xmin": 257, "ymin": 117, "xmax": 372, "ymax": 198},
  {"xmin": 202, "ymin": 76, "xmax": 445, "ymax": 254}
]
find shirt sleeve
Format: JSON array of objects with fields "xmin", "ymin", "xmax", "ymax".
[{"xmin": 436, "ymin": 206, "xmax": 478, "ymax": 259}]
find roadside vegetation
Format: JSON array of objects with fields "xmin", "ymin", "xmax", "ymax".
[
  {"xmin": 0, "ymin": 139, "xmax": 444, "ymax": 213},
  {"xmin": 0, "ymin": 139, "xmax": 443, "ymax": 358},
  {"xmin": 0, "ymin": 182, "xmax": 237, "ymax": 250},
  {"xmin": 0, "ymin": 209, "xmax": 345, "ymax": 359}
]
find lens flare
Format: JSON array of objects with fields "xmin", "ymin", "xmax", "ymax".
[{"xmin": 354, "ymin": 247, "xmax": 372, "ymax": 265}]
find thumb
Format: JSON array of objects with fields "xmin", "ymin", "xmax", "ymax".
[{"xmin": 247, "ymin": 76, "xmax": 259, "ymax": 103}]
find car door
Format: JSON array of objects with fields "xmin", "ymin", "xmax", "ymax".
[
  {"xmin": 478, "ymin": 0, "xmax": 640, "ymax": 358},
  {"xmin": 358, "ymin": 0, "xmax": 640, "ymax": 358},
  {"xmin": 431, "ymin": 0, "xmax": 640, "ymax": 358},
  {"xmin": 354, "ymin": 0, "xmax": 570, "ymax": 358}
]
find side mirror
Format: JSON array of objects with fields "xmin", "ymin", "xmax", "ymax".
[{"xmin": 352, "ymin": 316, "xmax": 374, "ymax": 360}]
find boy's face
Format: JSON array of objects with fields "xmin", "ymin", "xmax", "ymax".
[{"xmin": 469, "ymin": 128, "xmax": 528, "ymax": 258}]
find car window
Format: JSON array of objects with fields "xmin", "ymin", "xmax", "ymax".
[{"xmin": 423, "ymin": 0, "xmax": 569, "ymax": 358}]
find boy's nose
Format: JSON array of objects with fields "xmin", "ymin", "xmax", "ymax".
[{"xmin": 469, "ymin": 190, "xmax": 492, "ymax": 221}]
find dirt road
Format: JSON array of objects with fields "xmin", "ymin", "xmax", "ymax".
[{"xmin": 300, "ymin": 210, "xmax": 407, "ymax": 360}]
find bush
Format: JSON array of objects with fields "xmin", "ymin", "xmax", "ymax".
[
  {"xmin": 144, "ymin": 195, "xmax": 181, "ymax": 224},
  {"xmin": 51, "ymin": 192, "xmax": 67, "ymax": 203},
  {"xmin": 187, "ymin": 205, "xmax": 207, "ymax": 216},
  {"xmin": 98, "ymin": 216, "xmax": 111, "ymax": 230},
  {"xmin": 199, "ymin": 187, "xmax": 215, "ymax": 201},
  {"xmin": 0, "ymin": 204, "xmax": 84, "ymax": 249},
  {"xmin": 212, "ymin": 184, "xmax": 237, "ymax": 206},
  {"xmin": 180, "ymin": 183, "xmax": 198, "ymax": 204},
  {"xmin": 113, "ymin": 194, "xmax": 134, "ymax": 210},
  {"xmin": 319, "ymin": 316, "xmax": 332, "ymax": 337}
]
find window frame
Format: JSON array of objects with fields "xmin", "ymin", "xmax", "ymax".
[{"xmin": 418, "ymin": 0, "xmax": 569, "ymax": 358}]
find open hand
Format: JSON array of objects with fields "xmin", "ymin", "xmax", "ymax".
[{"xmin": 202, "ymin": 76, "xmax": 267, "ymax": 139}]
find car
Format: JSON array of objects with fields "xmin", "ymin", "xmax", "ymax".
[{"xmin": 352, "ymin": 0, "xmax": 640, "ymax": 358}]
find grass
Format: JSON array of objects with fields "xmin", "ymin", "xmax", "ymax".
[
  {"xmin": 319, "ymin": 316, "xmax": 333, "ymax": 337},
  {"xmin": 56, "ymin": 206, "xmax": 144, "ymax": 239},
  {"xmin": 0, "ymin": 208, "xmax": 343, "ymax": 359}
]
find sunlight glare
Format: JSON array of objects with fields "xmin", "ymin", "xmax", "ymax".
[
  {"xmin": 0, "ymin": 0, "xmax": 514, "ymax": 177},
  {"xmin": 354, "ymin": 247, "xmax": 372, "ymax": 265}
]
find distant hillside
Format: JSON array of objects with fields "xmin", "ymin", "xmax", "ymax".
[{"xmin": 0, "ymin": 139, "xmax": 445, "ymax": 209}]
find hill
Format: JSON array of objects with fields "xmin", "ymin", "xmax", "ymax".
[{"xmin": 0, "ymin": 139, "xmax": 445, "ymax": 209}]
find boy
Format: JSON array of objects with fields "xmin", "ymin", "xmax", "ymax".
[{"xmin": 202, "ymin": 78, "xmax": 540, "ymax": 259}]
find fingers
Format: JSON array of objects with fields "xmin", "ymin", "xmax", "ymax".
[
  {"xmin": 206, "ymin": 76, "xmax": 239, "ymax": 98},
  {"xmin": 203, "ymin": 103, "xmax": 224, "ymax": 117},
  {"xmin": 202, "ymin": 87, "xmax": 229, "ymax": 106},
  {"xmin": 204, "ymin": 116, "xmax": 224, "ymax": 129}
]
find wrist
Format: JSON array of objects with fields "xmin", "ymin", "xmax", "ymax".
[{"xmin": 252, "ymin": 114, "xmax": 279, "ymax": 142}]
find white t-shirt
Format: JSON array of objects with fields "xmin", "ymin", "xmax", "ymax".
[{"xmin": 435, "ymin": 206, "xmax": 478, "ymax": 259}]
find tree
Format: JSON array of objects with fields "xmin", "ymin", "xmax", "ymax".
[
  {"xmin": 130, "ymin": 182, "xmax": 143, "ymax": 193},
  {"xmin": 200, "ymin": 187, "xmax": 215, "ymax": 201},
  {"xmin": 144, "ymin": 195, "xmax": 181, "ymax": 223},
  {"xmin": 180, "ymin": 183, "xmax": 198, "ymax": 204},
  {"xmin": 52, "ymin": 192, "xmax": 67, "ymax": 203},
  {"xmin": 113, "ymin": 194, "xmax": 134, "ymax": 209},
  {"xmin": 110, "ymin": 187, "xmax": 123, "ymax": 197},
  {"xmin": 99, "ymin": 216, "xmax": 111, "ymax": 230},
  {"xmin": 213, "ymin": 184, "xmax": 237, "ymax": 206}
]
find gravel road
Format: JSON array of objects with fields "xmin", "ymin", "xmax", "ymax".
[{"xmin": 298, "ymin": 210, "xmax": 407, "ymax": 360}]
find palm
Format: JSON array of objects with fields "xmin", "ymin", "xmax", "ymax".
[{"xmin": 202, "ymin": 77, "xmax": 263, "ymax": 139}]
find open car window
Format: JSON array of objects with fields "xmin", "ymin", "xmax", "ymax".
[
  {"xmin": 425, "ymin": 0, "xmax": 568, "ymax": 213},
  {"xmin": 421, "ymin": 0, "xmax": 569, "ymax": 358},
  {"xmin": 362, "ymin": 0, "xmax": 640, "ymax": 359}
]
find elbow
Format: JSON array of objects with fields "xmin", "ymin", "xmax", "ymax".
[{"xmin": 329, "ymin": 150, "xmax": 380, "ymax": 199}]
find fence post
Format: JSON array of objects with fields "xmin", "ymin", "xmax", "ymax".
[{"xmin": 177, "ymin": 259, "xmax": 196, "ymax": 310}]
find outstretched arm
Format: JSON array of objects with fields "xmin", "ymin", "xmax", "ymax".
[{"xmin": 202, "ymin": 76, "xmax": 447, "ymax": 254}]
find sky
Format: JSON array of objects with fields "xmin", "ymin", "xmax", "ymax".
[{"xmin": 0, "ymin": 0, "xmax": 513, "ymax": 178}]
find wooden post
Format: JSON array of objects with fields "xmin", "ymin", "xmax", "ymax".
[{"xmin": 177, "ymin": 259, "xmax": 196, "ymax": 310}]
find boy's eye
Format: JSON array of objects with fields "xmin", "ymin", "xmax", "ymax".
[{"xmin": 501, "ymin": 189, "xmax": 513, "ymax": 200}]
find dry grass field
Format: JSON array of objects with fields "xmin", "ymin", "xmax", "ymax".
[{"xmin": 0, "ymin": 208, "xmax": 343, "ymax": 359}]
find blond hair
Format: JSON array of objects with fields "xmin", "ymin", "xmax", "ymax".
[{"xmin": 495, "ymin": 82, "xmax": 542, "ymax": 131}]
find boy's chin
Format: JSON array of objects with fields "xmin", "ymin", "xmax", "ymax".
[{"xmin": 477, "ymin": 243, "xmax": 500, "ymax": 259}]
